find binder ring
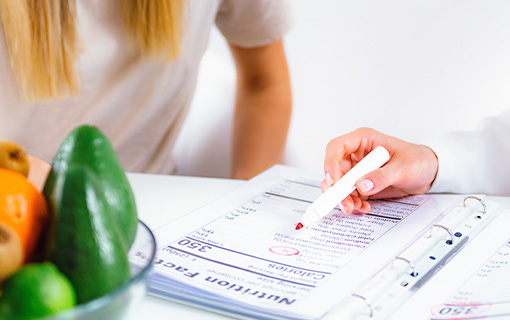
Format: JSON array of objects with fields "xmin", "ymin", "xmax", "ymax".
[
  {"xmin": 463, "ymin": 196, "xmax": 487, "ymax": 215},
  {"xmin": 429, "ymin": 224, "xmax": 454, "ymax": 244},
  {"xmin": 392, "ymin": 257, "xmax": 418, "ymax": 277},
  {"xmin": 351, "ymin": 294, "xmax": 373, "ymax": 317}
]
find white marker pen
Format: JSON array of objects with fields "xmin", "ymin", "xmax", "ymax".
[{"xmin": 295, "ymin": 146, "xmax": 390, "ymax": 230}]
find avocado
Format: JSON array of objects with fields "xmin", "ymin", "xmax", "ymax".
[
  {"xmin": 43, "ymin": 125, "xmax": 137, "ymax": 249},
  {"xmin": 48, "ymin": 166, "xmax": 130, "ymax": 304}
]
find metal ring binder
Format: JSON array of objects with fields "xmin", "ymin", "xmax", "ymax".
[
  {"xmin": 392, "ymin": 257, "xmax": 418, "ymax": 277},
  {"xmin": 463, "ymin": 196, "xmax": 487, "ymax": 215},
  {"xmin": 429, "ymin": 224, "xmax": 454, "ymax": 244},
  {"xmin": 351, "ymin": 293, "xmax": 373, "ymax": 317}
]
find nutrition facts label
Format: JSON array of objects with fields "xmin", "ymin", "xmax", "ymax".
[
  {"xmin": 151, "ymin": 168, "xmax": 431, "ymax": 313},
  {"xmin": 139, "ymin": 165, "xmax": 460, "ymax": 320}
]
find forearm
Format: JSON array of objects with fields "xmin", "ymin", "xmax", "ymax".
[
  {"xmin": 231, "ymin": 81, "xmax": 292, "ymax": 179},
  {"xmin": 228, "ymin": 39, "xmax": 292, "ymax": 179}
]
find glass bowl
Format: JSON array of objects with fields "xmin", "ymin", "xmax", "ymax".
[{"xmin": 42, "ymin": 220, "xmax": 156, "ymax": 320}]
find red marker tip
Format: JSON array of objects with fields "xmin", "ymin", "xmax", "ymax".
[{"xmin": 295, "ymin": 222, "xmax": 304, "ymax": 230}]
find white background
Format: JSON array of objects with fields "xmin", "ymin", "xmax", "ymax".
[{"xmin": 173, "ymin": 0, "xmax": 510, "ymax": 178}]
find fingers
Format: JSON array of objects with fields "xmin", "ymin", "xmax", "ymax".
[
  {"xmin": 353, "ymin": 199, "xmax": 371, "ymax": 215},
  {"xmin": 339, "ymin": 192, "xmax": 371, "ymax": 214},
  {"xmin": 356, "ymin": 166, "xmax": 391, "ymax": 196},
  {"xmin": 324, "ymin": 128, "xmax": 383, "ymax": 183},
  {"xmin": 322, "ymin": 177, "xmax": 369, "ymax": 215},
  {"xmin": 352, "ymin": 195, "xmax": 362, "ymax": 211},
  {"xmin": 320, "ymin": 179, "xmax": 329, "ymax": 193},
  {"xmin": 339, "ymin": 195, "xmax": 354, "ymax": 213},
  {"xmin": 322, "ymin": 128, "xmax": 393, "ymax": 215}
]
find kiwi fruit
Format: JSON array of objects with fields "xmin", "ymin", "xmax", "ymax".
[{"xmin": 0, "ymin": 140, "xmax": 29, "ymax": 177}]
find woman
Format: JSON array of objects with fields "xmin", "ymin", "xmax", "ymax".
[{"xmin": 0, "ymin": 0, "xmax": 294, "ymax": 187}]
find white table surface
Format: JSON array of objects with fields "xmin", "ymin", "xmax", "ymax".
[
  {"xmin": 128, "ymin": 173, "xmax": 245, "ymax": 320},
  {"xmin": 127, "ymin": 173, "xmax": 510, "ymax": 320}
]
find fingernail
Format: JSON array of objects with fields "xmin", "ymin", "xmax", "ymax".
[
  {"xmin": 356, "ymin": 207, "xmax": 369, "ymax": 214},
  {"xmin": 336, "ymin": 203, "xmax": 346, "ymax": 213},
  {"xmin": 358, "ymin": 179, "xmax": 374, "ymax": 193},
  {"xmin": 326, "ymin": 172, "xmax": 334, "ymax": 186}
]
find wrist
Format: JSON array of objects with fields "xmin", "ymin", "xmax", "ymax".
[{"xmin": 422, "ymin": 145, "xmax": 439, "ymax": 191}]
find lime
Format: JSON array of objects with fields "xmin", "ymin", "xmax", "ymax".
[{"xmin": 0, "ymin": 262, "xmax": 76, "ymax": 320}]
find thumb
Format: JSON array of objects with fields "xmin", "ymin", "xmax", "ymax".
[{"xmin": 355, "ymin": 166, "xmax": 393, "ymax": 196}]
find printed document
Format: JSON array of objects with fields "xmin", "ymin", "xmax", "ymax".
[{"xmin": 134, "ymin": 165, "xmax": 462, "ymax": 319}]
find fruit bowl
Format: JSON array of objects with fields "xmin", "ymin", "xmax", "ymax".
[{"xmin": 41, "ymin": 220, "xmax": 156, "ymax": 320}]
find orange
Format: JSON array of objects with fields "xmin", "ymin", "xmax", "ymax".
[{"xmin": 0, "ymin": 168, "xmax": 48, "ymax": 262}]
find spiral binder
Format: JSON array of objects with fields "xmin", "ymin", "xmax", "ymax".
[
  {"xmin": 429, "ymin": 224, "xmax": 453, "ymax": 244},
  {"xmin": 351, "ymin": 294, "xmax": 373, "ymax": 317},
  {"xmin": 324, "ymin": 195, "xmax": 498, "ymax": 320},
  {"xmin": 463, "ymin": 196, "xmax": 487, "ymax": 215},
  {"xmin": 392, "ymin": 257, "xmax": 417, "ymax": 277}
]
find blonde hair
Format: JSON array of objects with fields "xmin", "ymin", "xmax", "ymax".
[{"xmin": 0, "ymin": 0, "xmax": 185, "ymax": 101}]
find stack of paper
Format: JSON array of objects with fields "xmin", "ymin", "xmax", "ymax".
[{"xmin": 131, "ymin": 166, "xmax": 471, "ymax": 319}]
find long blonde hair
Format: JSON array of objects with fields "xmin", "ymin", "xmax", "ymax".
[{"xmin": 0, "ymin": 0, "xmax": 185, "ymax": 101}]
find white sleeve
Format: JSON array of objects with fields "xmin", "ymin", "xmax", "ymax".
[
  {"xmin": 215, "ymin": 0, "xmax": 295, "ymax": 48},
  {"xmin": 426, "ymin": 109, "xmax": 510, "ymax": 196}
]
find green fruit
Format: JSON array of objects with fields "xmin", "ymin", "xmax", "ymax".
[
  {"xmin": 0, "ymin": 262, "xmax": 76, "ymax": 320},
  {"xmin": 47, "ymin": 166, "xmax": 131, "ymax": 304},
  {"xmin": 43, "ymin": 125, "xmax": 137, "ymax": 249}
]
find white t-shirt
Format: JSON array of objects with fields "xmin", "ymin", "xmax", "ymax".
[
  {"xmin": 0, "ymin": 0, "xmax": 294, "ymax": 174},
  {"xmin": 427, "ymin": 108, "xmax": 510, "ymax": 196}
]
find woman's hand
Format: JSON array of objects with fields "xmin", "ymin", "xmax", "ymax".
[
  {"xmin": 322, "ymin": 128, "xmax": 439, "ymax": 214},
  {"xmin": 27, "ymin": 155, "xmax": 51, "ymax": 191}
]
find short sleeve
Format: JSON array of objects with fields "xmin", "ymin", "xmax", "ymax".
[{"xmin": 215, "ymin": 0, "xmax": 295, "ymax": 48}]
